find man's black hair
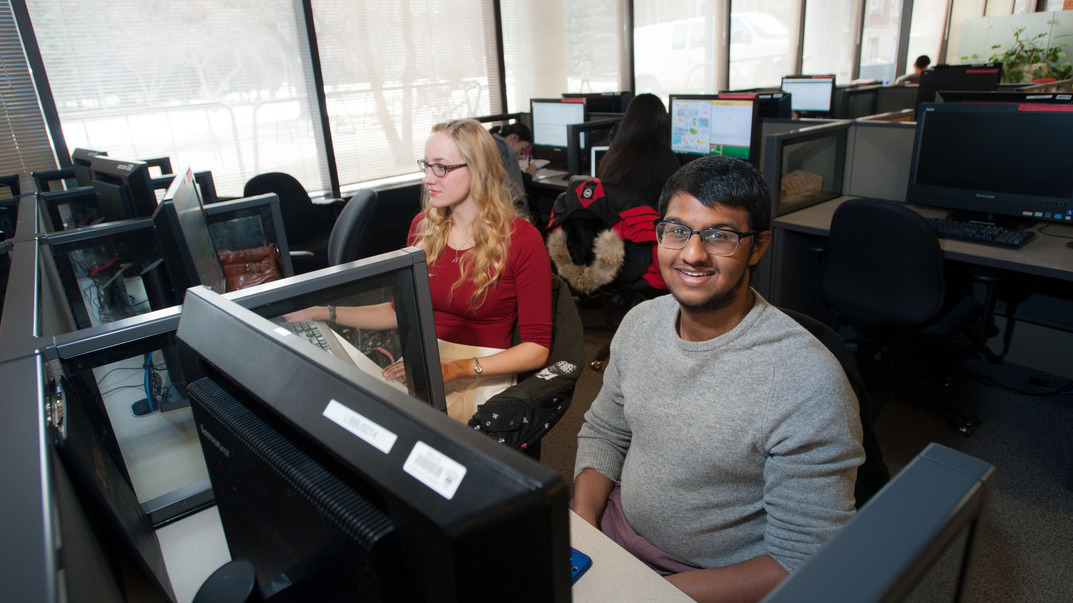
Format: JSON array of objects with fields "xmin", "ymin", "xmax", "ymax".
[{"xmin": 657, "ymin": 156, "xmax": 771, "ymax": 233}]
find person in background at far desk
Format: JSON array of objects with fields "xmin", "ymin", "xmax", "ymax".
[
  {"xmin": 490, "ymin": 122, "xmax": 540, "ymax": 223},
  {"xmin": 596, "ymin": 93, "xmax": 680, "ymax": 210},
  {"xmin": 895, "ymin": 54, "xmax": 931, "ymax": 85},
  {"xmin": 286, "ymin": 119, "xmax": 552, "ymax": 424},
  {"xmin": 573, "ymin": 156, "xmax": 864, "ymax": 603}
]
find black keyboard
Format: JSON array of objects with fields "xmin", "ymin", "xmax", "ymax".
[
  {"xmin": 925, "ymin": 218, "xmax": 1036, "ymax": 249},
  {"xmin": 281, "ymin": 320, "xmax": 333, "ymax": 352}
]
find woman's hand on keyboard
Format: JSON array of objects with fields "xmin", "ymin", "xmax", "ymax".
[{"xmin": 281, "ymin": 306, "xmax": 326, "ymax": 323}]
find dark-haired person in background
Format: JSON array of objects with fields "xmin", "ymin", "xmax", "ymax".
[
  {"xmin": 490, "ymin": 122, "xmax": 539, "ymax": 221},
  {"xmin": 896, "ymin": 55, "xmax": 932, "ymax": 85},
  {"xmin": 573, "ymin": 156, "xmax": 863, "ymax": 602},
  {"xmin": 596, "ymin": 93, "xmax": 680, "ymax": 209}
]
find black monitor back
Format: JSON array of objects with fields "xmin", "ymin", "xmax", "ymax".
[
  {"xmin": 90, "ymin": 156, "xmax": 158, "ymax": 221},
  {"xmin": 177, "ymin": 286, "xmax": 571, "ymax": 602},
  {"xmin": 917, "ymin": 63, "xmax": 1003, "ymax": 107},
  {"xmin": 71, "ymin": 148, "xmax": 107, "ymax": 186}
]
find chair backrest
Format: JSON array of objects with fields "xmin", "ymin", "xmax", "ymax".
[
  {"xmin": 327, "ymin": 188, "xmax": 388, "ymax": 265},
  {"xmin": 822, "ymin": 198, "xmax": 945, "ymax": 329},
  {"xmin": 780, "ymin": 307, "xmax": 890, "ymax": 508},
  {"xmin": 243, "ymin": 172, "xmax": 318, "ymax": 243}
]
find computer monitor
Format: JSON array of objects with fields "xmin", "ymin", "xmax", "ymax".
[
  {"xmin": 833, "ymin": 85, "xmax": 880, "ymax": 119},
  {"xmin": 71, "ymin": 148, "xmax": 107, "ymax": 186},
  {"xmin": 90, "ymin": 156, "xmax": 158, "ymax": 221},
  {"xmin": 152, "ymin": 168, "xmax": 227, "ymax": 298},
  {"xmin": 876, "ymin": 85, "xmax": 921, "ymax": 115},
  {"xmin": 917, "ymin": 63, "xmax": 1003, "ymax": 107},
  {"xmin": 761, "ymin": 443, "xmax": 995, "ymax": 602},
  {"xmin": 669, "ymin": 95, "xmax": 760, "ymax": 165},
  {"xmin": 176, "ymin": 286, "xmax": 571, "ymax": 602},
  {"xmin": 781, "ymin": 75, "xmax": 836, "ymax": 117},
  {"xmin": 935, "ymin": 90, "xmax": 1073, "ymax": 105},
  {"xmin": 907, "ymin": 102, "xmax": 1073, "ymax": 226},
  {"xmin": 562, "ymin": 91, "xmax": 632, "ymax": 113},
  {"xmin": 565, "ymin": 117, "xmax": 620, "ymax": 176},
  {"xmin": 530, "ymin": 98, "xmax": 587, "ymax": 169},
  {"xmin": 718, "ymin": 91, "xmax": 793, "ymax": 119}
]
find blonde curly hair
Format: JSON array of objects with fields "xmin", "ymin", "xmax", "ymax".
[{"xmin": 414, "ymin": 119, "xmax": 518, "ymax": 309}]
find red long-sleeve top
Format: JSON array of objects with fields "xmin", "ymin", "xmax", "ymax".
[{"xmin": 408, "ymin": 214, "xmax": 552, "ymax": 350}]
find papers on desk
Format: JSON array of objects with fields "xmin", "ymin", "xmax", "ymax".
[
  {"xmin": 535, "ymin": 168, "xmax": 568, "ymax": 182},
  {"xmin": 521, "ymin": 157, "xmax": 550, "ymax": 170}
]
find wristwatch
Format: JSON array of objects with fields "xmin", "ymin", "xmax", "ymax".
[
  {"xmin": 327, "ymin": 305, "xmax": 337, "ymax": 327},
  {"xmin": 472, "ymin": 357, "xmax": 483, "ymax": 377}
]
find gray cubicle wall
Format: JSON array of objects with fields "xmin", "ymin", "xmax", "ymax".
[{"xmin": 843, "ymin": 120, "xmax": 918, "ymax": 202}]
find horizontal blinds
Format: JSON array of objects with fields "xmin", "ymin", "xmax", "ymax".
[
  {"xmin": 0, "ymin": 2, "xmax": 56, "ymax": 192},
  {"xmin": 24, "ymin": 0, "xmax": 330, "ymax": 198}
]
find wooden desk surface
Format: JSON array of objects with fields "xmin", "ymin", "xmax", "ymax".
[
  {"xmin": 569, "ymin": 511, "xmax": 693, "ymax": 602},
  {"xmin": 774, "ymin": 197, "xmax": 1073, "ymax": 282}
]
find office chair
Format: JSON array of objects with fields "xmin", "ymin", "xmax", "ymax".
[
  {"xmin": 469, "ymin": 275, "xmax": 585, "ymax": 460},
  {"xmin": 326, "ymin": 188, "xmax": 418, "ymax": 265},
  {"xmin": 780, "ymin": 308, "xmax": 890, "ymax": 509},
  {"xmin": 545, "ymin": 175, "xmax": 666, "ymax": 370},
  {"xmin": 821, "ymin": 198, "xmax": 999, "ymax": 436},
  {"xmin": 243, "ymin": 172, "xmax": 341, "ymax": 274}
]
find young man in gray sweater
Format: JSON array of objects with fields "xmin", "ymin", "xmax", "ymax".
[{"xmin": 574, "ymin": 156, "xmax": 864, "ymax": 602}]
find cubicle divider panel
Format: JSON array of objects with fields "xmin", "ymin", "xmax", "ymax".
[{"xmin": 843, "ymin": 120, "xmax": 918, "ymax": 202}]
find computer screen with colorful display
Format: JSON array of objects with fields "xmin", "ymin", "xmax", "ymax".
[
  {"xmin": 781, "ymin": 75, "xmax": 836, "ymax": 117},
  {"xmin": 669, "ymin": 95, "xmax": 760, "ymax": 164}
]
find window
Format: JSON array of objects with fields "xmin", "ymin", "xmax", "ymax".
[
  {"xmin": 729, "ymin": 1, "xmax": 800, "ymax": 90},
  {"xmin": 26, "ymin": 0, "xmax": 329, "ymax": 198},
  {"xmin": 634, "ymin": 1, "xmax": 727, "ymax": 100},
  {"xmin": 860, "ymin": 0, "xmax": 904, "ymax": 84},
  {"xmin": 803, "ymin": 0, "xmax": 862, "ymax": 84},
  {"xmin": 311, "ymin": 0, "xmax": 501, "ymax": 188},
  {"xmin": 905, "ymin": 1, "xmax": 949, "ymax": 78},
  {"xmin": 501, "ymin": 0, "xmax": 629, "ymax": 112}
]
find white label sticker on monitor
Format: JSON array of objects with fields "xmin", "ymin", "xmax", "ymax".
[
  {"xmin": 403, "ymin": 441, "xmax": 467, "ymax": 500},
  {"xmin": 322, "ymin": 399, "xmax": 397, "ymax": 454}
]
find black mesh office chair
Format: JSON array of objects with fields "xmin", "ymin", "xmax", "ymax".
[
  {"xmin": 781, "ymin": 307, "xmax": 890, "ymax": 509},
  {"xmin": 821, "ymin": 198, "xmax": 999, "ymax": 435},
  {"xmin": 327, "ymin": 188, "xmax": 419, "ymax": 265},
  {"xmin": 243, "ymin": 172, "xmax": 340, "ymax": 274}
]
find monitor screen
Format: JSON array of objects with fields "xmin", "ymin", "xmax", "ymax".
[
  {"xmin": 719, "ymin": 90, "xmax": 793, "ymax": 119},
  {"xmin": 531, "ymin": 98, "xmax": 587, "ymax": 149},
  {"xmin": 176, "ymin": 285, "xmax": 571, "ymax": 602},
  {"xmin": 669, "ymin": 95, "xmax": 759, "ymax": 164},
  {"xmin": 781, "ymin": 75, "xmax": 836, "ymax": 115},
  {"xmin": 935, "ymin": 90, "xmax": 1073, "ymax": 105},
  {"xmin": 917, "ymin": 63, "xmax": 1003, "ymax": 106},
  {"xmin": 156, "ymin": 168, "xmax": 227, "ymax": 294},
  {"xmin": 90, "ymin": 156, "xmax": 158, "ymax": 221},
  {"xmin": 907, "ymin": 102, "xmax": 1073, "ymax": 225}
]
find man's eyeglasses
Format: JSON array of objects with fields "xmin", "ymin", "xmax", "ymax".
[
  {"xmin": 654, "ymin": 220, "xmax": 760, "ymax": 257},
  {"xmin": 418, "ymin": 159, "xmax": 468, "ymax": 177}
]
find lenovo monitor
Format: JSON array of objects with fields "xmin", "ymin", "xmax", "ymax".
[
  {"xmin": 176, "ymin": 286, "xmax": 571, "ymax": 601},
  {"xmin": 152, "ymin": 168, "xmax": 227, "ymax": 298},
  {"xmin": 907, "ymin": 102, "xmax": 1073, "ymax": 226},
  {"xmin": 781, "ymin": 75, "xmax": 836, "ymax": 117},
  {"xmin": 718, "ymin": 90, "xmax": 792, "ymax": 119},
  {"xmin": 669, "ymin": 95, "xmax": 760, "ymax": 165},
  {"xmin": 561, "ymin": 91, "xmax": 632, "ymax": 114},
  {"xmin": 71, "ymin": 148, "xmax": 107, "ymax": 186}
]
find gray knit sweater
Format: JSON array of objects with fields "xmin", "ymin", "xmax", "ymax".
[{"xmin": 575, "ymin": 292, "xmax": 864, "ymax": 573}]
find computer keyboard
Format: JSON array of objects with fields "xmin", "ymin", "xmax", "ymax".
[
  {"xmin": 925, "ymin": 218, "xmax": 1036, "ymax": 249},
  {"xmin": 280, "ymin": 320, "xmax": 334, "ymax": 352}
]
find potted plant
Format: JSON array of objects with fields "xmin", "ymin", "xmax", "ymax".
[{"xmin": 989, "ymin": 26, "xmax": 1073, "ymax": 84}]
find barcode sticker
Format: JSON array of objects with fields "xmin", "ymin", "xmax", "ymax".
[
  {"xmin": 403, "ymin": 441, "xmax": 467, "ymax": 500},
  {"xmin": 322, "ymin": 400, "xmax": 397, "ymax": 454}
]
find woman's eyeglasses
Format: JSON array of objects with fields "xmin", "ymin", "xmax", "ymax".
[{"xmin": 418, "ymin": 159, "xmax": 468, "ymax": 177}]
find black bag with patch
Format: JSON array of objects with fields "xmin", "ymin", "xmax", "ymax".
[{"xmin": 468, "ymin": 276, "xmax": 584, "ymax": 450}]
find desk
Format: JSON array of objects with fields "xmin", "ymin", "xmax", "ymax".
[
  {"xmin": 767, "ymin": 196, "xmax": 1073, "ymax": 380},
  {"xmin": 160, "ymin": 509, "xmax": 692, "ymax": 603}
]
